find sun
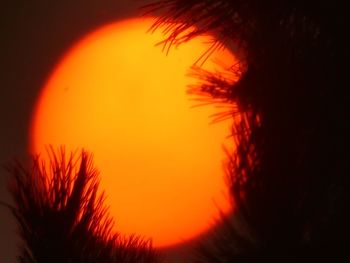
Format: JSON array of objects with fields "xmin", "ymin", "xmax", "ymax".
[{"xmin": 30, "ymin": 17, "xmax": 237, "ymax": 248}]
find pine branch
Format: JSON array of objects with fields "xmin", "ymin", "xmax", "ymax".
[
  {"xmin": 146, "ymin": 0, "xmax": 350, "ymax": 262},
  {"xmin": 5, "ymin": 147, "xmax": 161, "ymax": 263}
]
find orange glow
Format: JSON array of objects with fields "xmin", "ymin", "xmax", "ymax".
[{"xmin": 30, "ymin": 17, "xmax": 237, "ymax": 248}]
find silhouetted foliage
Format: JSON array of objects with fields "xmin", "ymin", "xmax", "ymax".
[
  {"xmin": 147, "ymin": 0, "xmax": 350, "ymax": 261},
  {"xmin": 5, "ymin": 148, "xmax": 160, "ymax": 263}
]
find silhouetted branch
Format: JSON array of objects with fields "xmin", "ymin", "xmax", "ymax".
[
  {"xmin": 144, "ymin": 0, "xmax": 249, "ymax": 57},
  {"xmin": 187, "ymin": 63, "xmax": 243, "ymax": 123},
  {"xmin": 6, "ymin": 147, "xmax": 160, "ymax": 263},
  {"xmin": 147, "ymin": 0, "xmax": 350, "ymax": 262}
]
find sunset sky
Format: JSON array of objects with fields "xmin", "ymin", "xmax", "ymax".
[
  {"xmin": 2, "ymin": 1, "xmax": 349, "ymax": 262},
  {"xmin": 0, "ymin": 1, "xmax": 234, "ymax": 262}
]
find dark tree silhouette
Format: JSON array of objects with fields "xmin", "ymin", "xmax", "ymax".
[
  {"xmin": 146, "ymin": 0, "xmax": 350, "ymax": 262},
  {"xmin": 4, "ymin": 147, "xmax": 160, "ymax": 263}
]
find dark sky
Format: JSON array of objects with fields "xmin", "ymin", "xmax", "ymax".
[{"xmin": 0, "ymin": 1, "xmax": 199, "ymax": 262}]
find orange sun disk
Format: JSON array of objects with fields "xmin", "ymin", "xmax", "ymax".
[{"xmin": 30, "ymin": 17, "xmax": 238, "ymax": 248}]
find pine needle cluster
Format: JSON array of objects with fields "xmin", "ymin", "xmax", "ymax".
[
  {"xmin": 5, "ymin": 148, "xmax": 160, "ymax": 263},
  {"xmin": 146, "ymin": 0, "xmax": 350, "ymax": 261}
]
